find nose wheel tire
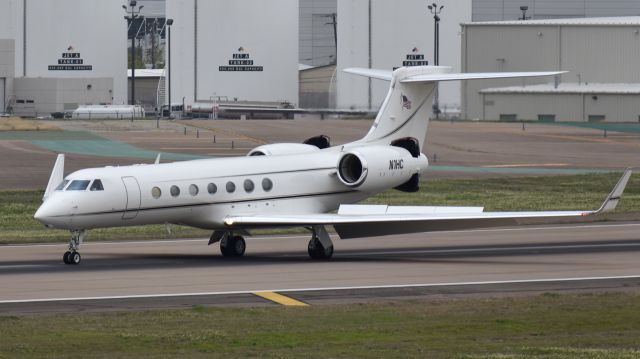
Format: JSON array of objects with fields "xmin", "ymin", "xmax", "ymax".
[
  {"xmin": 308, "ymin": 237, "xmax": 334, "ymax": 260},
  {"xmin": 63, "ymin": 251, "xmax": 81, "ymax": 265},
  {"xmin": 220, "ymin": 235, "xmax": 246, "ymax": 257}
]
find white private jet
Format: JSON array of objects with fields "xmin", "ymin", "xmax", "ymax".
[{"xmin": 35, "ymin": 66, "xmax": 632, "ymax": 265}]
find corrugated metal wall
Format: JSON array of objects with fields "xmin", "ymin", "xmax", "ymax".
[
  {"xmin": 463, "ymin": 23, "xmax": 640, "ymax": 122},
  {"xmin": 462, "ymin": 25, "xmax": 561, "ymax": 120},
  {"xmin": 473, "ymin": 0, "xmax": 640, "ymax": 22},
  {"xmin": 483, "ymin": 93, "xmax": 640, "ymax": 122},
  {"xmin": 561, "ymin": 26, "xmax": 640, "ymax": 83}
]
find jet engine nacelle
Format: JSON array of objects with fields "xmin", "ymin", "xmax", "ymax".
[
  {"xmin": 337, "ymin": 146, "xmax": 428, "ymax": 192},
  {"xmin": 248, "ymin": 143, "xmax": 320, "ymax": 157}
]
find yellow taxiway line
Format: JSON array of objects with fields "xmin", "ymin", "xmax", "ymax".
[{"xmin": 253, "ymin": 291, "xmax": 309, "ymax": 306}]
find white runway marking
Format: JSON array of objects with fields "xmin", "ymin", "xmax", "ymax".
[{"xmin": 2, "ymin": 274, "xmax": 639, "ymax": 305}]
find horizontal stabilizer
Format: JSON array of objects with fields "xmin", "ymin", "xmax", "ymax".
[
  {"xmin": 343, "ymin": 68, "xmax": 393, "ymax": 81},
  {"xmin": 343, "ymin": 66, "xmax": 566, "ymax": 83},
  {"xmin": 400, "ymin": 71, "xmax": 566, "ymax": 83}
]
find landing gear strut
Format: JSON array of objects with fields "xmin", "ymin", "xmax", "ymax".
[
  {"xmin": 63, "ymin": 229, "xmax": 84, "ymax": 265},
  {"xmin": 308, "ymin": 226, "xmax": 334, "ymax": 260},
  {"xmin": 220, "ymin": 234, "xmax": 246, "ymax": 257}
]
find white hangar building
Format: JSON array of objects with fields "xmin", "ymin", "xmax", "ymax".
[
  {"xmin": 165, "ymin": 0, "xmax": 299, "ymax": 108},
  {"xmin": 462, "ymin": 17, "xmax": 640, "ymax": 123},
  {"xmin": 0, "ymin": 0, "xmax": 127, "ymax": 116}
]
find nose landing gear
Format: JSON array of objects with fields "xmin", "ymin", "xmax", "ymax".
[{"xmin": 63, "ymin": 229, "xmax": 84, "ymax": 265}]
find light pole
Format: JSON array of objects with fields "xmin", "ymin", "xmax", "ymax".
[
  {"xmin": 166, "ymin": 18, "xmax": 173, "ymax": 118},
  {"xmin": 427, "ymin": 2, "xmax": 444, "ymax": 119},
  {"xmin": 123, "ymin": 1, "xmax": 144, "ymax": 106}
]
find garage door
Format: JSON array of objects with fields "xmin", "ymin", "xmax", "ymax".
[{"xmin": 0, "ymin": 78, "xmax": 4, "ymax": 113}]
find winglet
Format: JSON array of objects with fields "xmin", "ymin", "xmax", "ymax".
[
  {"xmin": 154, "ymin": 153, "xmax": 162, "ymax": 165},
  {"xmin": 594, "ymin": 168, "xmax": 633, "ymax": 214},
  {"xmin": 43, "ymin": 154, "xmax": 65, "ymax": 201}
]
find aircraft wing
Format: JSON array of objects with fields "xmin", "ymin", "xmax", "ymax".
[{"xmin": 224, "ymin": 169, "xmax": 632, "ymax": 239}]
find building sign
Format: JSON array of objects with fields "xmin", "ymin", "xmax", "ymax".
[
  {"xmin": 48, "ymin": 46, "xmax": 93, "ymax": 71},
  {"xmin": 219, "ymin": 47, "xmax": 264, "ymax": 72},
  {"xmin": 402, "ymin": 47, "xmax": 429, "ymax": 67}
]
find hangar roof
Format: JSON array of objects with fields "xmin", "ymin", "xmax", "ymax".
[
  {"xmin": 480, "ymin": 83, "xmax": 640, "ymax": 95},
  {"xmin": 464, "ymin": 16, "xmax": 640, "ymax": 27}
]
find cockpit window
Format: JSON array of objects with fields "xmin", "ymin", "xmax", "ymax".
[
  {"xmin": 55, "ymin": 180, "xmax": 70, "ymax": 191},
  {"xmin": 67, "ymin": 180, "xmax": 91, "ymax": 191},
  {"xmin": 90, "ymin": 179, "xmax": 104, "ymax": 191}
]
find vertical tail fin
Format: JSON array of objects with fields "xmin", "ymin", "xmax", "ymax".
[
  {"xmin": 344, "ymin": 66, "xmax": 450, "ymax": 150},
  {"xmin": 343, "ymin": 66, "xmax": 565, "ymax": 151}
]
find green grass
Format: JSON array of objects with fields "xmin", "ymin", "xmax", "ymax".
[
  {"xmin": 2, "ymin": 173, "xmax": 638, "ymax": 244},
  {"xmin": 367, "ymin": 172, "xmax": 640, "ymax": 212},
  {"xmin": 1, "ymin": 293, "xmax": 640, "ymax": 358}
]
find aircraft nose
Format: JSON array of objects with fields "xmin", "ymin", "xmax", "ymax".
[{"xmin": 34, "ymin": 201, "xmax": 59, "ymax": 226}]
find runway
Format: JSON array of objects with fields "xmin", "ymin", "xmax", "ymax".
[{"xmin": 1, "ymin": 222, "xmax": 640, "ymax": 314}]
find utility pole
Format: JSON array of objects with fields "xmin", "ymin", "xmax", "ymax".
[
  {"xmin": 150, "ymin": 20, "xmax": 157, "ymax": 69},
  {"xmin": 368, "ymin": 0, "xmax": 372, "ymax": 110},
  {"xmin": 325, "ymin": 13, "xmax": 338, "ymax": 65},
  {"xmin": 428, "ymin": 2, "xmax": 444, "ymax": 119},
  {"xmin": 166, "ymin": 19, "xmax": 174, "ymax": 118},
  {"xmin": 123, "ymin": 1, "xmax": 144, "ymax": 106}
]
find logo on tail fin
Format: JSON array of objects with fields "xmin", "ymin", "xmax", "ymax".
[{"xmin": 401, "ymin": 94, "xmax": 412, "ymax": 110}]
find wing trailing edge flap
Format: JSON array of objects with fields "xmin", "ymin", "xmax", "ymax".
[{"xmin": 224, "ymin": 169, "xmax": 632, "ymax": 239}]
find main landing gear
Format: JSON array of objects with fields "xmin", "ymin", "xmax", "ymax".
[
  {"xmin": 307, "ymin": 226, "xmax": 334, "ymax": 260},
  {"xmin": 210, "ymin": 231, "xmax": 246, "ymax": 257},
  {"xmin": 63, "ymin": 229, "xmax": 84, "ymax": 265},
  {"xmin": 210, "ymin": 226, "xmax": 334, "ymax": 260}
]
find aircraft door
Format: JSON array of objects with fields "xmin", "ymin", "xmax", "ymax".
[{"xmin": 121, "ymin": 176, "xmax": 141, "ymax": 219}]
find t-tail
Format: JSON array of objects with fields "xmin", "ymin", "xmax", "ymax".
[{"xmin": 343, "ymin": 66, "xmax": 566, "ymax": 152}]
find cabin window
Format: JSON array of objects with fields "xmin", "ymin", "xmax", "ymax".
[
  {"xmin": 90, "ymin": 179, "xmax": 104, "ymax": 191},
  {"xmin": 208, "ymin": 183, "xmax": 217, "ymax": 195},
  {"xmin": 226, "ymin": 181, "xmax": 236, "ymax": 193},
  {"xmin": 189, "ymin": 184, "xmax": 199, "ymax": 196},
  {"xmin": 262, "ymin": 178, "xmax": 273, "ymax": 192},
  {"xmin": 55, "ymin": 180, "xmax": 70, "ymax": 191},
  {"xmin": 244, "ymin": 179, "xmax": 255, "ymax": 193},
  {"xmin": 151, "ymin": 187, "xmax": 162, "ymax": 199},
  {"xmin": 170, "ymin": 185, "xmax": 180, "ymax": 197},
  {"xmin": 67, "ymin": 180, "xmax": 90, "ymax": 191}
]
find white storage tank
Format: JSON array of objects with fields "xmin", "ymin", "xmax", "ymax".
[{"xmin": 72, "ymin": 105, "xmax": 145, "ymax": 120}]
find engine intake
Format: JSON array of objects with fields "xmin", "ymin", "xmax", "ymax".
[{"xmin": 338, "ymin": 153, "xmax": 367, "ymax": 186}]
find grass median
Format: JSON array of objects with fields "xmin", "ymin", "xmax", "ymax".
[
  {"xmin": 1, "ymin": 172, "xmax": 638, "ymax": 244},
  {"xmin": 1, "ymin": 293, "xmax": 640, "ymax": 358}
]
